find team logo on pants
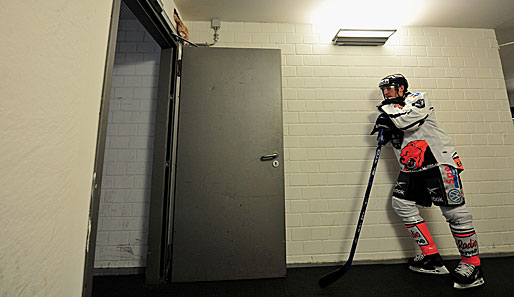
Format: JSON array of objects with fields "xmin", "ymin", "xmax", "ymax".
[
  {"xmin": 441, "ymin": 165, "xmax": 465, "ymax": 205},
  {"xmin": 448, "ymin": 189, "xmax": 463, "ymax": 204}
]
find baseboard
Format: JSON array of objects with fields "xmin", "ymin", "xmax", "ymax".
[
  {"xmin": 93, "ymin": 267, "xmax": 146, "ymax": 276},
  {"xmin": 286, "ymin": 251, "xmax": 514, "ymax": 268}
]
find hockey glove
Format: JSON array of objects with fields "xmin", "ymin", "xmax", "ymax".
[
  {"xmin": 370, "ymin": 113, "xmax": 395, "ymax": 135},
  {"xmin": 370, "ymin": 113, "xmax": 403, "ymax": 148},
  {"xmin": 388, "ymin": 129, "xmax": 404, "ymax": 149}
]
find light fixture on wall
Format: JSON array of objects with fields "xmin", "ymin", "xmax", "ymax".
[{"xmin": 332, "ymin": 29, "xmax": 396, "ymax": 46}]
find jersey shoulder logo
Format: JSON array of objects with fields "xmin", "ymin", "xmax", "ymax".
[
  {"xmin": 406, "ymin": 93, "xmax": 426, "ymax": 108},
  {"xmin": 412, "ymin": 98, "xmax": 425, "ymax": 108}
]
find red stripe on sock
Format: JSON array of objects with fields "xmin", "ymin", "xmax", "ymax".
[{"xmin": 452, "ymin": 231, "xmax": 476, "ymax": 238}]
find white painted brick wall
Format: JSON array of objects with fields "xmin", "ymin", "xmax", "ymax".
[
  {"xmin": 188, "ymin": 21, "xmax": 514, "ymax": 265},
  {"xmin": 95, "ymin": 18, "xmax": 160, "ymax": 268}
]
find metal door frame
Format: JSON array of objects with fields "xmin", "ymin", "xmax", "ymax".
[
  {"xmin": 83, "ymin": 0, "xmax": 179, "ymax": 296},
  {"xmin": 82, "ymin": 2, "xmax": 121, "ymax": 296}
]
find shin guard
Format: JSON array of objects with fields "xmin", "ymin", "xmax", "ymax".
[
  {"xmin": 406, "ymin": 221, "xmax": 439, "ymax": 255},
  {"xmin": 451, "ymin": 227, "xmax": 480, "ymax": 266}
]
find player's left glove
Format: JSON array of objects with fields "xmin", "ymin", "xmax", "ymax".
[{"xmin": 388, "ymin": 129, "xmax": 404, "ymax": 149}]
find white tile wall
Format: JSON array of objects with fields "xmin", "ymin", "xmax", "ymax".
[
  {"xmin": 188, "ymin": 21, "xmax": 514, "ymax": 265},
  {"xmin": 95, "ymin": 18, "xmax": 160, "ymax": 268}
]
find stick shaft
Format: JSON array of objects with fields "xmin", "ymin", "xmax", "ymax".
[
  {"xmin": 318, "ymin": 130, "xmax": 383, "ymax": 288},
  {"xmin": 345, "ymin": 130, "xmax": 383, "ymax": 266}
]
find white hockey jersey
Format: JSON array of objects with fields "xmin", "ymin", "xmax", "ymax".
[{"xmin": 379, "ymin": 92, "xmax": 463, "ymax": 172}]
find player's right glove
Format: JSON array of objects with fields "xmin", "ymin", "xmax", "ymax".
[
  {"xmin": 370, "ymin": 113, "xmax": 403, "ymax": 148},
  {"xmin": 370, "ymin": 113, "xmax": 395, "ymax": 135}
]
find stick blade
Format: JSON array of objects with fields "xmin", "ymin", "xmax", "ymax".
[{"xmin": 318, "ymin": 264, "xmax": 349, "ymax": 288}]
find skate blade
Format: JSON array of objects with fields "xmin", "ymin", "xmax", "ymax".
[
  {"xmin": 454, "ymin": 278, "xmax": 485, "ymax": 289},
  {"xmin": 409, "ymin": 265, "xmax": 450, "ymax": 275}
]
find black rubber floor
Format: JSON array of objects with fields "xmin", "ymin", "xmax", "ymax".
[{"xmin": 93, "ymin": 256, "xmax": 513, "ymax": 297}]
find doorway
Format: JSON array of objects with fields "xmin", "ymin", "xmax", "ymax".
[
  {"xmin": 84, "ymin": 0, "xmax": 179, "ymax": 296},
  {"xmin": 93, "ymin": 0, "xmax": 161, "ymax": 273}
]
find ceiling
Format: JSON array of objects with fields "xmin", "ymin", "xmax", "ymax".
[{"xmin": 174, "ymin": 0, "xmax": 514, "ymax": 30}]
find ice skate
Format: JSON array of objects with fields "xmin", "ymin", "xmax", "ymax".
[
  {"xmin": 453, "ymin": 261, "xmax": 485, "ymax": 289},
  {"xmin": 408, "ymin": 253, "xmax": 449, "ymax": 275}
]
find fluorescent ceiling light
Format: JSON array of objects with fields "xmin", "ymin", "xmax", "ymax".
[
  {"xmin": 332, "ymin": 29, "xmax": 397, "ymax": 46},
  {"xmin": 311, "ymin": 0, "xmax": 425, "ymax": 42}
]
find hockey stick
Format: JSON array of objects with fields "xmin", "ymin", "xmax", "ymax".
[{"xmin": 319, "ymin": 129, "xmax": 384, "ymax": 288}]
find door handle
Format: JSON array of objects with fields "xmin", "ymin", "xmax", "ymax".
[{"xmin": 260, "ymin": 152, "xmax": 278, "ymax": 161}]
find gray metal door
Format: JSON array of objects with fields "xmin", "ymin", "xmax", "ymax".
[{"xmin": 172, "ymin": 47, "xmax": 285, "ymax": 282}]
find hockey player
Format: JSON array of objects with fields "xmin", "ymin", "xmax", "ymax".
[{"xmin": 371, "ymin": 74, "xmax": 485, "ymax": 289}]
